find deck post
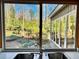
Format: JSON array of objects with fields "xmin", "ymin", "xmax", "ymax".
[
  {"xmin": 64, "ymin": 15, "xmax": 68, "ymax": 48},
  {"xmin": 50, "ymin": 19, "xmax": 52, "ymax": 40}
]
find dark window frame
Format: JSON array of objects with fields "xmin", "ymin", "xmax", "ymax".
[{"xmin": 1, "ymin": 0, "xmax": 78, "ymax": 52}]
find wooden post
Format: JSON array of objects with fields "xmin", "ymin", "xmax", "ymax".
[
  {"xmin": 76, "ymin": 4, "xmax": 79, "ymax": 48},
  {"xmin": 0, "ymin": 0, "xmax": 2, "ymax": 48}
]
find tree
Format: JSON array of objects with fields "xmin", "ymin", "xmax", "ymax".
[
  {"xmin": 29, "ymin": 9, "xmax": 34, "ymax": 20},
  {"xmin": 6, "ymin": 4, "xmax": 16, "ymax": 30}
]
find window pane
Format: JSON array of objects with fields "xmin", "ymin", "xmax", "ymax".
[
  {"xmin": 60, "ymin": 17, "xmax": 67, "ymax": 48},
  {"xmin": 67, "ymin": 15, "xmax": 76, "ymax": 48},
  {"xmin": 42, "ymin": 4, "xmax": 77, "ymax": 49},
  {"xmin": 5, "ymin": 4, "xmax": 40, "ymax": 49}
]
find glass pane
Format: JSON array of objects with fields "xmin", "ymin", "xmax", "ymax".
[
  {"xmin": 60, "ymin": 17, "xmax": 66, "ymax": 48},
  {"xmin": 67, "ymin": 15, "xmax": 76, "ymax": 48},
  {"xmin": 5, "ymin": 4, "xmax": 40, "ymax": 49},
  {"xmin": 42, "ymin": 4, "xmax": 77, "ymax": 49}
]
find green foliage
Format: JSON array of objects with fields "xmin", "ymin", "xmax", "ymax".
[
  {"xmin": 43, "ymin": 19, "xmax": 50, "ymax": 33},
  {"xmin": 60, "ymin": 17, "xmax": 66, "ymax": 32},
  {"xmin": 70, "ymin": 15, "xmax": 75, "ymax": 31},
  {"xmin": 5, "ymin": 5, "xmax": 75, "ymax": 40}
]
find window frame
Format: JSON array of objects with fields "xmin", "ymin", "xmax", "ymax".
[{"xmin": 1, "ymin": 0, "xmax": 78, "ymax": 52}]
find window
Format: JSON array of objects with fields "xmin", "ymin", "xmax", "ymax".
[
  {"xmin": 60, "ymin": 17, "xmax": 66, "ymax": 48},
  {"xmin": 4, "ymin": 4, "xmax": 40, "ymax": 49},
  {"xmin": 67, "ymin": 14, "xmax": 76, "ymax": 48},
  {"xmin": 42, "ymin": 4, "xmax": 77, "ymax": 49},
  {"xmin": 3, "ymin": 3, "xmax": 77, "ymax": 51}
]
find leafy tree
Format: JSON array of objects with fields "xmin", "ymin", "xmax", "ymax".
[
  {"xmin": 29, "ymin": 9, "xmax": 34, "ymax": 20},
  {"xmin": 6, "ymin": 4, "xmax": 15, "ymax": 30}
]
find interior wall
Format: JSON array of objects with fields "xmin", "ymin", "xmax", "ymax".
[
  {"xmin": 3, "ymin": 0, "xmax": 78, "ymax": 4},
  {"xmin": 0, "ymin": 0, "xmax": 2, "ymax": 48},
  {"xmin": 76, "ymin": 4, "xmax": 79, "ymax": 48}
]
